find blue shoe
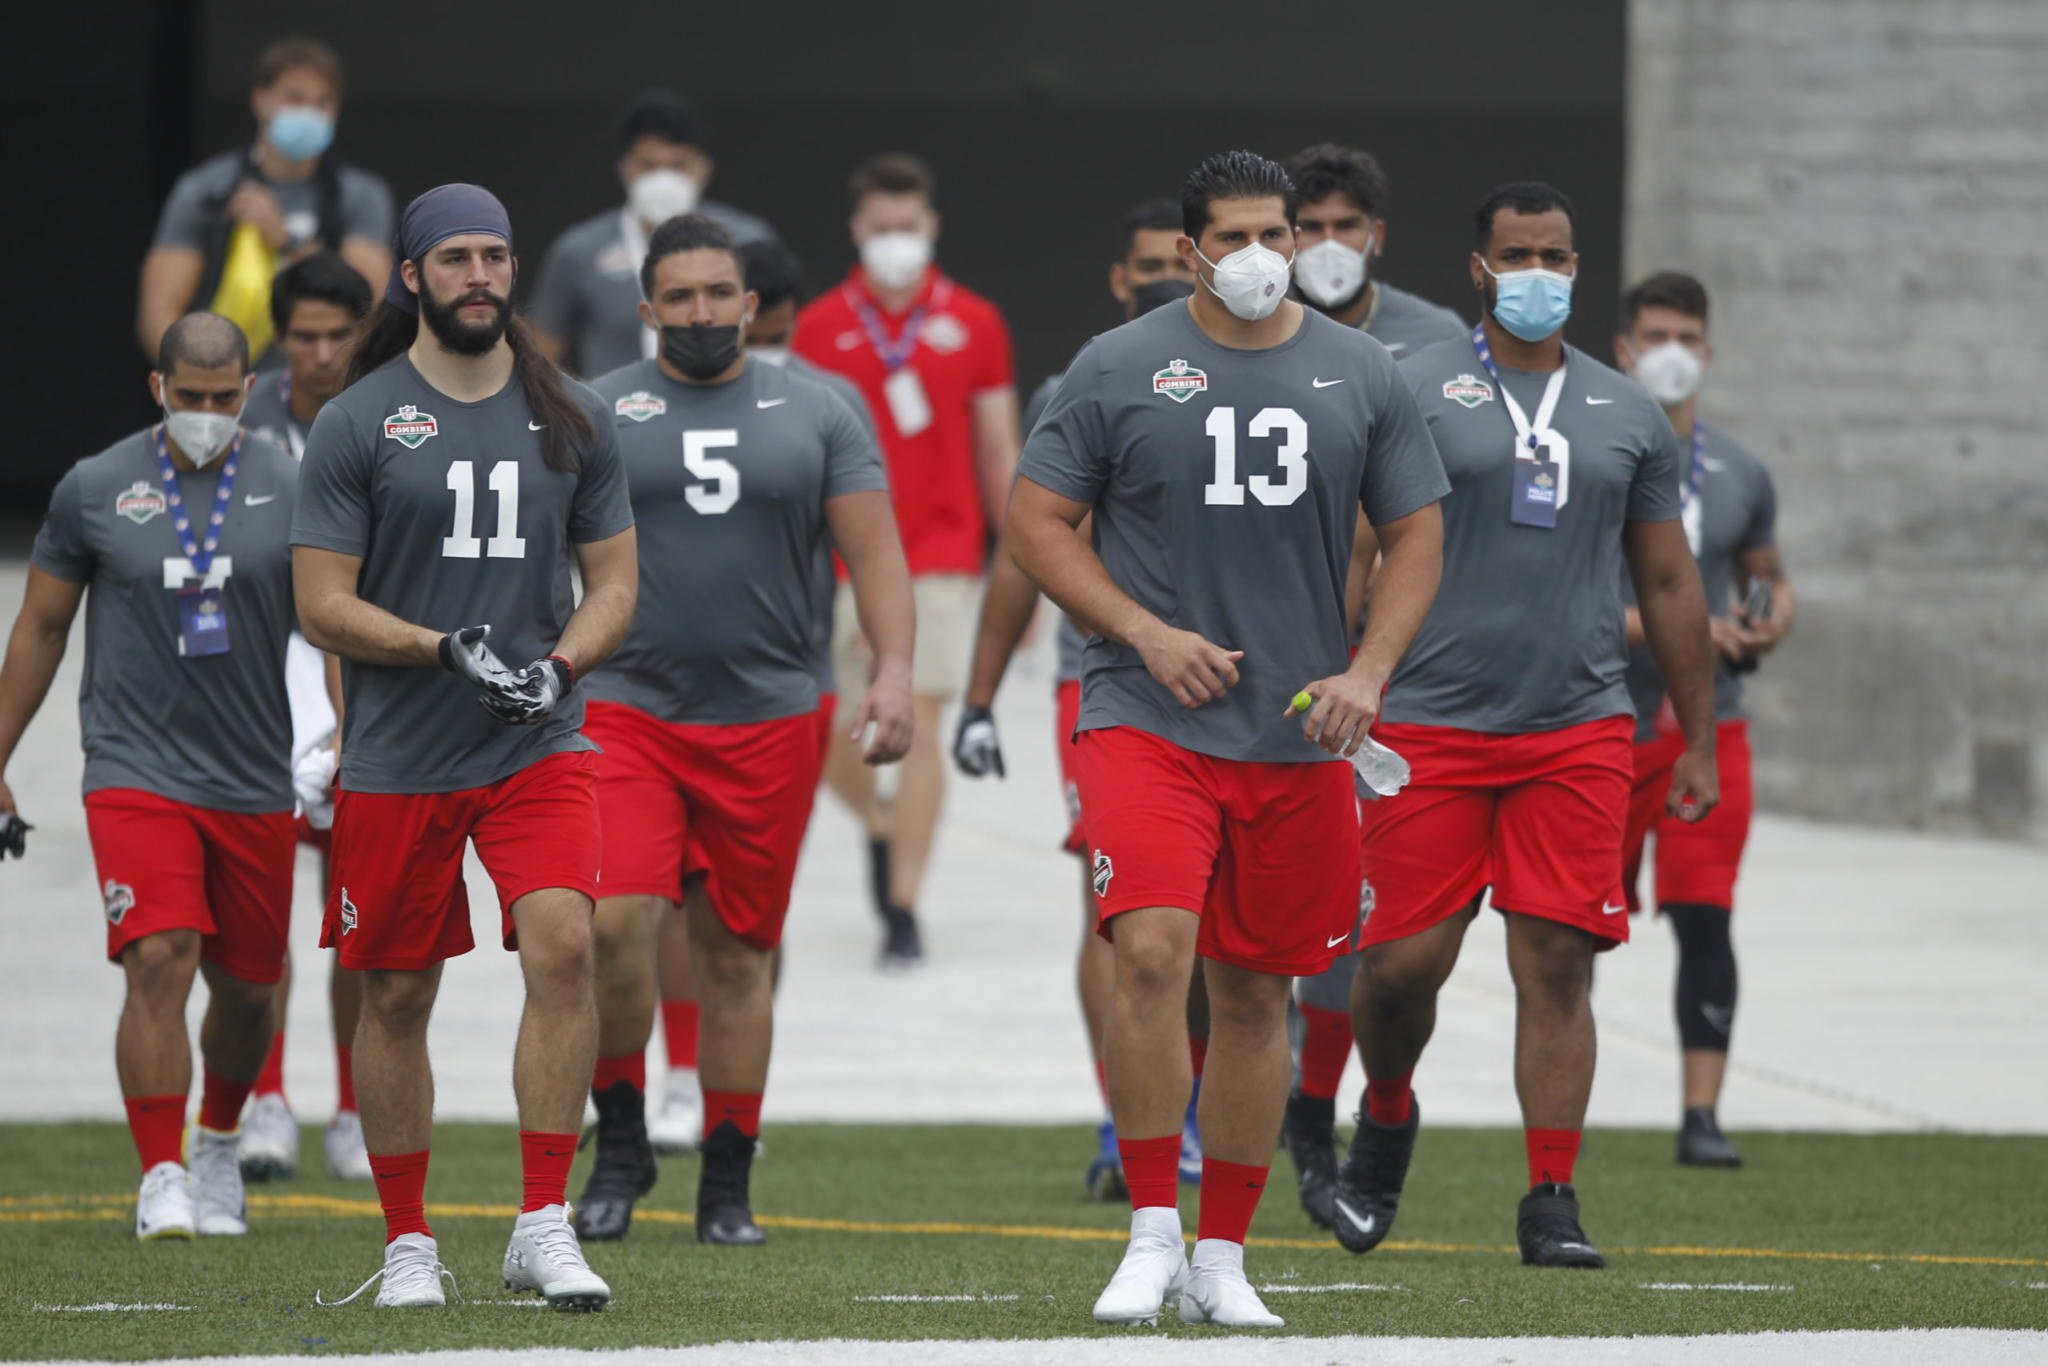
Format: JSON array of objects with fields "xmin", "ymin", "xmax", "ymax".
[
  {"xmin": 1179, "ymin": 1083, "xmax": 1204, "ymax": 1185},
  {"xmin": 1086, "ymin": 1121, "xmax": 1126, "ymax": 1201}
]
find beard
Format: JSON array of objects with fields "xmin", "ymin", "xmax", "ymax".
[{"xmin": 419, "ymin": 282, "xmax": 510, "ymax": 356}]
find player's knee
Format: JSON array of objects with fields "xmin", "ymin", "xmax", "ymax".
[
  {"xmin": 205, "ymin": 968, "xmax": 276, "ymax": 1020},
  {"xmin": 360, "ymin": 970, "xmax": 438, "ymax": 1031},
  {"xmin": 1203, "ymin": 969, "xmax": 1290, "ymax": 1037},
  {"xmin": 121, "ymin": 932, "xmax": 201, "ymax": 1000},
  {"xmin": 1355, "ymin": 943, "xmax": 1441, "ymax": 1008},
  {"xmin": 1512, "ymin": 930, "xmax": 1594, "ymax": 1010},
  {"xmin": 1114, "ymin": 927, "xmax": 1193, "ymax": 1002}
]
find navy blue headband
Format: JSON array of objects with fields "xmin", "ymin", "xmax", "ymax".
[{"xmin": 385, "ymin": 183, "xmax": 514, "ymax": 315}]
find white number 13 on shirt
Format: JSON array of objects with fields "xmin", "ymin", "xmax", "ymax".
[
  {"xmin": 443, "ymin": 460, "xmax": 526, "ymax": 559},
  {"xmin": 1203, "ymin": 406, "xmax": 1309, "ymax": 506}
]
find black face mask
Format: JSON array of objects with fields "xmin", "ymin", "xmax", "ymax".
[
  {"xmin": 1130, "ymin": 278, "xmax": 1196, "ymax": 319},
  {"xmin": 660, "ymin": 324, "xmax": 742, "ymax": 381}
]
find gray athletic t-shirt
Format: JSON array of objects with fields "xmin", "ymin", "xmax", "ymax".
[
  {"xmin": 238, "ymin": 373, "xmax": 306, "ymax": 460},
  {"xmin": 1020, "ymin": 304, "xmax": 1449, "ymax": 763},
  {"xmin": 32, "ymin": 429, "xmax": 301, "ymax": 812},
  {"xmin": 585, "ymin": 357, "xmax": 887, "ymax": 724},
  {"xmin": 1623, "ymin": 422, "xmax": 1778, "ymax": 737},
  {"xmin": 528, "ymin": 204, "xmax": 778, "ymax": 378},
  {"xmin": 292, "ymin": 356, "xmax": 635, "ymax": 794},
  {"xmin": 784, "ymin": 352, "xmax": 876, "ymax": 696},
  {"xmin": 1023, "ymin": 371, "xmax": 1090, "ymax": 685},
  {"xmin": 1360, "ymin": 282, "xmax": 1469, "ymax": 360},
  {"xmin": 152, "ymin": 149, "xmax": 393, "ymax": 255},
  {"xmin": 1383, "ymin": 337, "xmax": 1684, "ymax": 734}
]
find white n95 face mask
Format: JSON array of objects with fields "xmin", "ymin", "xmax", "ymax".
[
  {"xmin": 629, "ymin": 169, "xmax": 700, "ymax": 228},
  {"xmin": 1631, "ymin": 340, "xmax": 1705, "ymax": 406},
  {"xmin": 860, "ymin": 231, "xmax": 933, "ymax": 291},
  {"xmin": 1293, "ymin": 236, "xmax": 1371, "ymax": 309},
  {"xmin": 163, "ymin": 409, "xmax": 239, "ymax": 467},
  {"xmin": 1196, "ymin": 241, "xmax": 1293, "ymax": 322}
]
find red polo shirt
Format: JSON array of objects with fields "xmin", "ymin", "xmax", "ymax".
[{"xmin": 792, "ymin": 268, "xmax": 1014, "ymax": 577}]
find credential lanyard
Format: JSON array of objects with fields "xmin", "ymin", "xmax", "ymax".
[
  {"xmin": 1470, "ymin": 324, "xmax": 1565, "ymax": 457},
  {"xmin": 851, "ymin": 294, "xmax": 928, "ymax": 374},
  {"xmin": 279, "ymin": 373, "xmax": 305, "ymax": 459},
  {"xmin": 153, "ymin": 424, "xmax": 241, "ymax": 578},
  {"xmin": 1679, "ymin": 419, "xmax": 1709, "ymax": 555}
]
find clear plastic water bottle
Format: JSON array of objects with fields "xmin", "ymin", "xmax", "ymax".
[{"xmin": 1345, "ymin": 734, "xmax": 1411, "ymax": 797}]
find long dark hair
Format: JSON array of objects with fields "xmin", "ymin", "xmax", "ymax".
[{"xmin": 346, "ymin": 302, "xmax": 593, "ymax": 474}]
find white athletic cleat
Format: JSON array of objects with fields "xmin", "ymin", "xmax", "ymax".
[
  {"xmin": 648, "ymin": 1068, "xmax": 703, "ymax": 1154},
  {"xmin": 325, "ymin": 1111, "xmax": 374, "ymax": 1181},
  {"xmin": 1091, "ymin": 1207, "xmax": 1189, "ymax": 1326},
  {"xmin": 238, "ymin": 1093, "xmax": 299, "ymax": 1181},
  {"xmin": 504, "ymin": 1204, "xmax": 611, "ymax": 1310},
  {"xmin": 188, "ymin": 1126, "xmax": 248, "ymax": 1235},
  {"xmin": 135, "ymin": 1161, "xmax": 196, "ymax": 1241},
  {"xmin": 318, "ymin": 1232, "xmax": 458, "ymax": 1308},
  {"xmin": 1178, "ymin": 1239, "xmax": 1284, "ymax": 1328}
]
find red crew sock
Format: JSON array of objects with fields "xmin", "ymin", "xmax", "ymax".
[
  {"xmin": 1297, "ymin": 1006, "xmax": 1353, "ymax": 1102},
  {"xmin": 592, "ymin": 1051, "xmax": 646, "ymax": 1095},
  {"xmin": 197, "ymin": 1068, "xmax": 254, "ymax": 1133},
  {"xmin": 662, "ymin": 999, "xmax": 701, "ymax": 1070},
  {"xmin": 702, "ymin": 1089, "xmax": 763, "ymax": 1140},
  {"xmin": 335, "ymin": 1044, "xmax": 357, "ymax": 1115},
  {"xmin": 1196, "ymin": 1158, "xmax": 1269, "ymax": 1244},
  {"xmin": 252, "ymin": 1029, "xmax": 286, "ymax": 1098},
  {"xmin": 1093, "ymin": 1059, "xmax": 1109, "ymax": 1107},
  {"xmin": 124, "ymin": 1095, "xmax": 186, "ymax": 1172},
  {"xmin": 370, "ymin": 1149, "xmax": 432, "ymax": 1242},
  {"xmin": 1365, "ymin": 1068, "xmax": 1415, "ymax": 1128},
  {"xmin": 1187, "ymin": 1037, "xmax": 1208, "ymax": 1080},
  {"xmin": 1526, "ymin": 1127, "xmax": 1582, "ymax": 1187},
  {"xmin": 1118, "ymin": 1133, "xmax": 1181, "ymax": 1211},
  {"xmin": 519, "ymin": 1130, "xmax": 578, "ymax": 1212}
]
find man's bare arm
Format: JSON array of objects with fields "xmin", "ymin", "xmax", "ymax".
[
  {"xmin": 1344, "ymin": 517, "xmax": 1383, "ymax": 645},
  {"xmin": 827, "ymin": 489, "xmax": 916, "ymax": 763},
  {"xmin": 292, "ymin": 546, "xmax": 442, "ymax": 666},
  {"xmin": 1296, "ymin": 502, "xmax": 1442, "ymax": 756},
  {"xmin": 0, "ymin": 569, "xmax": 86, "ymax": 816},
  {"xmin": 970, "ymin": 387, "xmax": 1022, "ymax": 533},
  {"xmin": 137, "ymin": 246, "xmax": 203, "ymax": 361},
  {"xmin": 1627, "ymin": 518, "xmax": 1719, "ymax": 818},
  {"xmin": 556, "ymin": 528, "xmax": 639, "ymax": 679}
]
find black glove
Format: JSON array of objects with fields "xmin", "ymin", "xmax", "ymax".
[
  {"xmin": 951, "ymin": 705, "xmax": 1005, "ymax": 778},
  {"xmin": 490, "ymin": 656, "xmax": 575, "ymax": 727},
  {"xmin": 439, "ymin": 625, "xmax": 530, "ymax": 724},
  {"xmin": 0, "ymin": 813, "xmax": 29, "ymax": 860}
]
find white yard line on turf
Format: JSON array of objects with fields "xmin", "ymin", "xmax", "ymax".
[
  {"xmin": 852, "ymin": 1294, "xmax": 1022, "ymax": 1303},
  {"xmin": 14, "ymin": 1329, "xmax": 2048, "ymax": 1366},
  {"xmin": 31, "ymin": 1303, "xmax": 194, "ymax": 1312},
  {"xmin": 1255, "ymin": 1282, "xmax": 1406, "ymax": 1293},
  {"xmin": 1639, "ymin": 1282, "xmax": 1794, "ymax": 1291}
]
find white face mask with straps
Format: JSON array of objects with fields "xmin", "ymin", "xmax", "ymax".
[
  {"xmin": 1194, "ymin": 241, "xmax": 1293, "ymax": 321},
  {"xmin": 162, "ymin": 409, "xmax": 239, "ymax": 467},
  {"xmin": 1293, "ymin": 234, "xmax": 1373, "ymax": 309}
]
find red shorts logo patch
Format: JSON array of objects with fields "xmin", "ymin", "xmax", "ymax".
[
  {"xmin": 339, "ymin": 887, "xmax": 358, "ymax": 935},
  {"xmin": 1092, "ymin": 850, "xmax": 1114, "ymax": 898},
  {"xmin": 102, "ymin": 880, "xmax": 135, "ymax": 925}
]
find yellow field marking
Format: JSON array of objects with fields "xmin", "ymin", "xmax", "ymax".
[{"xmin": 4, "ymin": 1192, "xmax": 2044, "ymax": 1269}]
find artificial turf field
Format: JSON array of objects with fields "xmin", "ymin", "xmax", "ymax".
[{"xmin": 3, "ymin": 1122, "xmax": 2044, "ymax": 1359}]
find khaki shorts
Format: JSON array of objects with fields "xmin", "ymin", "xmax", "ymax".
[{"xmin": 832, "ymin": 572, "xmax": 979, "ymax": 700}]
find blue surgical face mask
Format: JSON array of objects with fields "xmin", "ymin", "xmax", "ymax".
[
  {"xmin": 267, "ymin": 105, "xmax": 335, "ymax": 162},
  {"xmin": 1484, "ymin": 263, "xmax": 1574, "ymax": 342}
]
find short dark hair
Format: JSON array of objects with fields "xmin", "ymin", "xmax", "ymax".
[
  {"xmin": 270, "ymin": 252, "xmax": 372, "ymax": 335},
  {"xmin": 741, "ymin": 239, "xmax": 806, "ymax": 311},
  {"xmin": 157, "ymin": 312, "xmax": 250, "ymax": 376},
  {"xmin": 1474, "ymin": 181, "xmax": 1576, "ymax": 248},
  {"xmin": 616, "ymin": 90, "xmax": 707, "ymax": 158},
  {"xmin": 1282, "ymin": 143, "xmax": 1390, "ymax": 218},
  {"xmin": 850, "ymin": 153, "xmax": 936, "ymax": 212},
  {"xmin": 639, "ymin": 212, "xmax": 740, "ymax": 299},
  {"xmin": 254, "ymin": 36, "xmax": 345, "ymax": 96},
  {"xmin": 1119, "ymin": 198, "xmax": 1181, "ymax": 259},
  {"xmin": 1620, "ymin": 270, "xmax": 1710, "ymax": 330},
  {"xmin": 1181, "ymin": 150, "xmax": 1297, "ymax": 241}
]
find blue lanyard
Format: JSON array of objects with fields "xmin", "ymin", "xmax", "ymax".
[
  {"xmin": 153, "ymin": 424, "xmax": 241, "ymax": 577},
  {"xmin": 851, "ymin": 295, "xmax": 928, "ymax": 373},
  {"xmin": 1683, "ymin": 420, "xmax": 1709, "ymax": 508}
]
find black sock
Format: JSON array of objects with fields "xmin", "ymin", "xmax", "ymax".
[
  {"xmin": 1667, "ymin": 903, "xmax": 1736, "ymax": 1051},
  {"xmin": 699, "ymin": 1121, "xmax": 755, "ymax": 1208},
  {"xmin": 866, "ymin": 838, "xmax": 892, "ymax": 921}
]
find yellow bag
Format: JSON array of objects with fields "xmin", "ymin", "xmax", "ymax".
[{"xmin": 209, "ymin": 222, "xmax": 277, "ymax": 358}]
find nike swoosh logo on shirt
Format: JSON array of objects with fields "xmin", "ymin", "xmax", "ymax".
[
  {"xmin": 1327, "ymin": 931, "xmax": 1352, "ymax": 948},
  {"xmin": 1585, "ymin": 396, "xmax": 1616, "ymax": 405},
  {"xmin": 243, "ymin": 494, "xmax": 277, "ymax": 507},
  {"xmin": 1383, "ymin": 342, "xmax": 1408, "ymax": 353},
  {"xmin": 757, "ymin": 398, "xmax": 790, "ymax": 409},
  {"xmin": 1311, "ymin": 378, "xmax": 1345, "ymax": 388},
  {"xmin": 1602, "ymin": 902, "xmax": 1628, "ymax": 915},
  {"xmin": 528, "ymin": 421, "xmax": 546, "ymax": 431}
]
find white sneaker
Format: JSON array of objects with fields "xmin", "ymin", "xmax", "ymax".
[
  {"xmin": 188, "ymin": 1126, "xmax": 247, "ymax": 1236},
  {"xmin": 238, "ymin": 1093, "xmax": 299, "ymax": 1181},
  {"xmin": 325, "ymin": 1111, "xmax": 373, "ymax": 1181},
  {"xmin": 504, "ymin": 1204, "xmax": 611, "ymax": 1310},
  {"xmin": 1091, "ymin": 1207, "xmax": 1189, "ymax": 1326},
  {"xmin": 135, "ymin": 1161, "xmax": 195, "ymax": 1241},
  {"xmin": 318, "ymin": 1233, "xmax": 457, "ymax": 1308},
  {"xmin": 648, "ymin": 1068, "xmax": 703, "ymax": 1154},
  {"xmin": 1178, "ymin": 1239, "xmax": 1284, "ymax": 1328}
]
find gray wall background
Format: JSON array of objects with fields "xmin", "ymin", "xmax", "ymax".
[{"xmin": 1627, "ymin": 0, "xmax": 2048, "ymax": 842}]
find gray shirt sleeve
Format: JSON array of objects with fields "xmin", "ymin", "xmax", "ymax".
[
  {"xmin": 339, "ymin": 167, "xmax": 395, "ymax": 244},
  {"xmin": 821, "ymin": 393, "xmax": 890, "ymax": 499},
  {"xmin": 1740, "ymin": 463, "xmax": 1778, "ymax": 551},
  {"xmin": 29, "ymin": 469, "xmax": 93, "ymax": 580},
  {"xmin": 1016, "ymin": 344, "xmax": 1109, "ymax": 504},
  {"xmin": 1628, "ymin": 408, "xmax": 1685, "ymax": 522},
  {"xmin": 527, "ymin": 230, "xmax": 586, "ymax": 340},
  {"xmin": 569, "ymin": 402, "xmax": 636, "ymax": 543},
  {"xmin": 1359, "ymin": 360, "xmax": 1450, "ymax": 527},
  {"xmin": 291, "ymin": 402, "xmax": 375, "ymax": 555},
  {"xmin": 151, "ymin": 166, "xmax": 218, "ymax": 251}
]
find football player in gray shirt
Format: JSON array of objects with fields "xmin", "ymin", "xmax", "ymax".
[
  {"xmin": 1613, "ymin": 272, "xmax": 1797, "ymax": 1170},
  {"xmin": 952, "ymin": 198, "xmax": 1200, "ymax": 1204},
  {"xmin": 1012, "ymin": 152, "xmax": 1449, "ymax": 1329},
  {"xmin": 1333, "ymin": 184, "xmax": 1718, "ymax": 1273},
  {"xmin": 293, "ymin": 185, "xmax": 638, "ymax": 1311},
  {"xmin": 573, "ymin": 215, "xmax": 911, "ymax": 1247},
  {"xmin": 0, "ymin": 314, "xmax": 299, "ymax": 1242}
]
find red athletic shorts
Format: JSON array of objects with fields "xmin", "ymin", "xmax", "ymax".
[
  {"xmin": 1072, "ymin": 726, "xmax": 1360, "ymax": 976},
  {"xmin": 83, "ymin": 789, "xmax": 295, "ymax": 982},
  {"xmin": 322, "ymin": 750, "xmax": 601, "ymax": 971},
  {"xmin": 584, "ymin": 700, "xmax": 825, "ymax": 951},
  {"xmin": 814, "ymin": 692, "xmax": 837, "ymax": 766},
  {"xmin": 1055, "ymin": 679, "xmax": 1085, "ymax": 854},
  {"xmin": 1624, "ymin": 718, "xmax": 1753, "ymax": 913},
  {"xmin": 1358, "ymin": 715, "xmax": 1634, "ymax": 950}
]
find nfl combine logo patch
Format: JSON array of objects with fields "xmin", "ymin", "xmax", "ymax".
[
  {"xmin": 614, "ymin": 391, "xmax": 666, "ymax": 423},
  {"xmin": 1442, "ymin": 373, "xmax": 1494, "ymax": 408},
  {"xmin": 1092, "ymin": 850, "xmax": 1115, "ymax": 899},
  {"xmin": 382, "ymin": 405, "xmax": 439, "ymax": 448},
  {"xmin": 115, "ymin": 482, "xmax": 167, "ymax": 525},
  {"xmin": 102, "ymin": 880, "xmax": 135, "ymax": 925},
  {"xmin": 1153, "ymin": 359, "xmax": 1208, "ymax": 404}
]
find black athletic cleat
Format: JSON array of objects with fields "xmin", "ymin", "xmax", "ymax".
[
  {"xmin": 1283, "ymin": 1091, "xmax": 1339, "ymax": 1229},
  {"xmin": 1677, "ymin": 1106, "xmax": 1743, "ymax": 1167},
  {"xmin": 1517, "ymin": 1182, "xmax": 1605, "ymax": 1268},
  {"xmin": 1331, "ymin": 1097, "xmax": 1420, "ymax": 1253},
  {"xmin": 571, "ymin": 1081, "xmax": 657, "ymax": 1242},
  {"xmin": 697, "ymin": 1121, "xmax": 766, "ymax": 1246},
  {"xmin": 879, "ymin": 905, "xmax": 924, "ymax": 970}
]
